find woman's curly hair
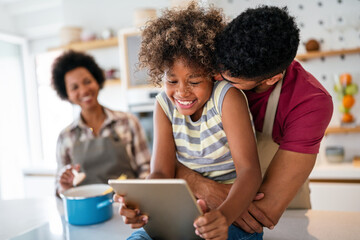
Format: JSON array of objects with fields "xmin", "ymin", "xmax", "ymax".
[
  {"xmin": 51, "ymin": 50, "xmax": 105, "ymax": 100},
  {"xmin": 215, "ymin": 6, "xmax": 300, "ymax": 81},
  {"xmin": 139, "ymin": 2, "xmax": 226, "ymax": 85}
]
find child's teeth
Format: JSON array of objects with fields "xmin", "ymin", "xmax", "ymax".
[{"xmin": 178, "ymin": 100, "xmax": 192, "ymax": 105}]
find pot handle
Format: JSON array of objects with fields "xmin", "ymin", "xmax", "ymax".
[{"xmin": 97, "ymin": 199, "xmax": 113, "ymax": 209}]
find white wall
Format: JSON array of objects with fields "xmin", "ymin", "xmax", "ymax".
[
  {"xmin": 62, "ymin": 0, "xmax": 169, "ymax": 33},
  {"xmin": 0, "ymin": 4, "xmax": 16, "ymax": 34}
]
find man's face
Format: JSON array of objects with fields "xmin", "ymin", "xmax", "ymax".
[{"xmin": 220, "ymin": 72, "xmax": 270, "ymax": 93}]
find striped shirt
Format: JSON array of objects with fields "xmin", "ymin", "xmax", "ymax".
[{"xmin": 156, "ymin": 81, "xmax": 244, "ymax": 184}]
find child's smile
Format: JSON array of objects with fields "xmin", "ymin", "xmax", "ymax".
[
  {"xmin": 164, "ymin": 59, "xmax": 213, "ymax": 121},
  {"xmin": 175, "ymin": 98, "xmax": 197, "ymax": 109}
]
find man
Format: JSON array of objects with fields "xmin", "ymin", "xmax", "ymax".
[{"xmin": 176, "ymin": 5, "xmax": 333, "ymax": 233}]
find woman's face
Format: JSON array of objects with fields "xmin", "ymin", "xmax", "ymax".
[
  {"xmin": 65, "ymin": 67, "xmax": 100, "ymax": 110},
  {"xmin": 164, "ymin": 59, "xmax": 213, "ymax": 121}
]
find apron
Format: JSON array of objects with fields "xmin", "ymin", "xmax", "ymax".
[
  {"xmin": 256, "ymin": 78, "xmax": 311, "ymax": 209},
  {"xmin": 72, "ymin": 123, "xmax": 137, "ymax": 185}
]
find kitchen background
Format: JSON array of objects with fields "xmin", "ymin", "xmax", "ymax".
[{"xmin": 0, "ymin": 0, "xmax": 359, "ymax": 211}]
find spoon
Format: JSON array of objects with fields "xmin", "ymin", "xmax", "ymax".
[{"xmin": 72, "ymin": 169, "xmax": 86, "ymax": 187}]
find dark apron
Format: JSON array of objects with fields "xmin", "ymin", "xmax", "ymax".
[
  {"xmin": 72, "ymin": 123, "xmax": 136, "ymax": 186},
  {"xmin": 256, "ymin": 78, "xmax": 311, "ymax": 209}
]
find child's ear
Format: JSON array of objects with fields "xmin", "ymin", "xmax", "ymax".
[{"xmin": 264, "ymin": 72, "xmax": 284, "ymax": 86}]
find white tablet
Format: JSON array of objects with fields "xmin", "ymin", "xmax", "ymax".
[{"xmin": 108, "ymin": 179, "xmax": 202, "ymax": 240}]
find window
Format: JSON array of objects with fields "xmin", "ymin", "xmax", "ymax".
[
  {"xmin": 34, "ymin": 51, "xmax": 75, "ymax": 169},
  {"xmin": 0, "ymin": 33, "xmax": 31, "ymax": 199}
]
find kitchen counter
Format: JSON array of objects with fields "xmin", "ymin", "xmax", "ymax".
[
  {"xmin": 0, "ymin": 197, "xmax": 136, "ymax": 240},
  {"xmin": 1, "ymin": 197, "xmax": 359, "ymax": 240},
  {"xmin": 310, "ymin": 162, "xmax": 360, "ymax": 181},
  {"xmin": 263, "ymin": 209, "xmax": 360, "ymax": 240}
]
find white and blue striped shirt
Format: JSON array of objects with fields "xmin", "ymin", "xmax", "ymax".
[{"xmin": 156, "ymin": 81, "xmax": 249, "ymax": 184}]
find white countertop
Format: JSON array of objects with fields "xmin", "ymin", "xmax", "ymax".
[
  {"xmin": 1, "ymin": 197, "xmax": 360, "ymax": 240},
  {"xmin": 264, "ymin": 209, "xmax": 360, "ymax": 240},
  {"xmin": 0, "ymin": 197, "xmax": 135, "ymax": 240},
  {"xmin": 310, "ymin": 162, "xmax": 360, "ymax": 180}
]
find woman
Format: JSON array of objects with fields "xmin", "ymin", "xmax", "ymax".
[{"xmin": 52, "ymin": 50, "xmax": 150, "ymax": 195}]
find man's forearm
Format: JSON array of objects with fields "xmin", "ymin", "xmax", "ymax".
[
  {"xmin": 175, "ymin": 161, "xmax": 231, "ymax": 209},
  {"xmin": 255, "ymin": 150, "xmax": 316, "ymax": 224}
]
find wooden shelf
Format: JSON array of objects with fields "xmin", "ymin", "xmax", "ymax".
[
  {"xmin": 49, "ymin": 37, "xmax": 118, "ymax": 51},
  {"xmin": 296, "ymin": 47, "xmax": 360, "ymax": 61},
  {"xmin": 104, "ymin": 78, "xmax": 121, "ymax": 86},
  {"xmin": 325, "ymin": 126, "xmax": 360, "ymax": 135}
]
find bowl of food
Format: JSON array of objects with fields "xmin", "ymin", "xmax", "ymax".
[{"xmin": 325, "ymin": 146, "xmax": 345, "ymax": 163}]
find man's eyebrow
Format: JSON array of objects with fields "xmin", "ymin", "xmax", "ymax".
[{"xmin": 220, "ymin": 73, "xmax": 238, "ymax": 84}]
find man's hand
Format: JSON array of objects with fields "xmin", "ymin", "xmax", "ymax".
[
  {"xmin": 234, "ymin": 193, "xmax": 274, "ymax": 233},
  {"xmin": 176, "ymin": 161, "xmax": 231, "ymax": 209}
]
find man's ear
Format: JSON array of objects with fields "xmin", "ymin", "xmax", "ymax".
[{"xmin": 264, "ymin": 72, "xmax": 284, "ymax": 86}]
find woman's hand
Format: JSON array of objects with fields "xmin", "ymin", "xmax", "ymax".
[
  {"xmin": 113, "ymin": 194, "xmax": 148, "ymax": 229},
  {"xmin": 58, "ymin": 164, "xmax": 80, "ymax": 193},
  {"xmin": 193, "ymin": 209, "xmax": 228, "ymax": 240}
]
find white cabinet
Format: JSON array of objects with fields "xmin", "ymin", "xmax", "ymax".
[
  {"xmin": 310, "ymin": 182, "xmax": 360, "ymax": 212},
  {"xmin": 309, "ymin": 162, "xmax": 360, "ymax": 212}
]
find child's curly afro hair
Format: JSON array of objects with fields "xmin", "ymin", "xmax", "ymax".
[{"xmin": 139, "ymin": 2, "xmax": 226, "ymax": 85}]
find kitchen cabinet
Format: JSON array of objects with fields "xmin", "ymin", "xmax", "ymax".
[
  {"xmin": 310, "ymin": 162, "xmax": 360, "ymax": 211},
  {"xmin": 296, "ymin": 47, "xmax": 360, "ymax": 61},
  {"xmin": 309, "ymin": 182, "xmax": 360, "ymax": 212},
  {"xmin": 312, "ymin": 125, "xmax": 360, "ymax": 211}
]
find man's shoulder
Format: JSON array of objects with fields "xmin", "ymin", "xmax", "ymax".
[{"xmin": 286, "ymin": 61, "xmax": 330, "ymax": 96}]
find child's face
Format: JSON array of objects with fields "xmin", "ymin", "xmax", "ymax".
[{"xmin": 164, "ymin": 59, "xmax": 213, "ymax": 121}]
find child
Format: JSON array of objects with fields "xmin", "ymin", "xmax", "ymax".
[{"xmin": 115, "ymin": 3, "xmax": 262, "ymax": 240}]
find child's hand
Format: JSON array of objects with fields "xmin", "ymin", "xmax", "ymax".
[
  {"xmin": 113, "ymin": 194, "xmax": 148, "ymax": 229},
  {"xmin": 193, "ymin": 209, "xmax": 228, "ymax": 240}
]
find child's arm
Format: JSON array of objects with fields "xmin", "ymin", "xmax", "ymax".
[
  {"xmin": 219, "ymin": 87, "xmax": 262, "ymax": 224},
  {"xmin": 147, "ymin": 101, "xmax": 177, "ymax": 179},
  {"xmin": 114, "ymin": 102, "xmax": 177, "ymax": 228},
  {"xmin": 195, "ymin": 87, "xmax": 262, "ymax": 232}
]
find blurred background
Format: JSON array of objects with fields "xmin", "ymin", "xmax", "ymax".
[{"xmin": 0, "ymin": 0, "xmax": 359, "ymax": 211}]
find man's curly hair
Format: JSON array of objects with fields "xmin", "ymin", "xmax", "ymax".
[
  {"xmin": 51, "ymin": 50, "xmax": 105, "ymax": 100},
  {"xmin": 139, "ymin": 2, "xmax": 226, "ymax": 85},
  {"xmin": 215, "ymin": 6, "xmax": 300, "ymax": 81}
]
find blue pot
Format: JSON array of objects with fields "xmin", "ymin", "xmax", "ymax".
[{"xmin": 60, "ymin": 184, "xmax": 113, "ymax": 225}]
